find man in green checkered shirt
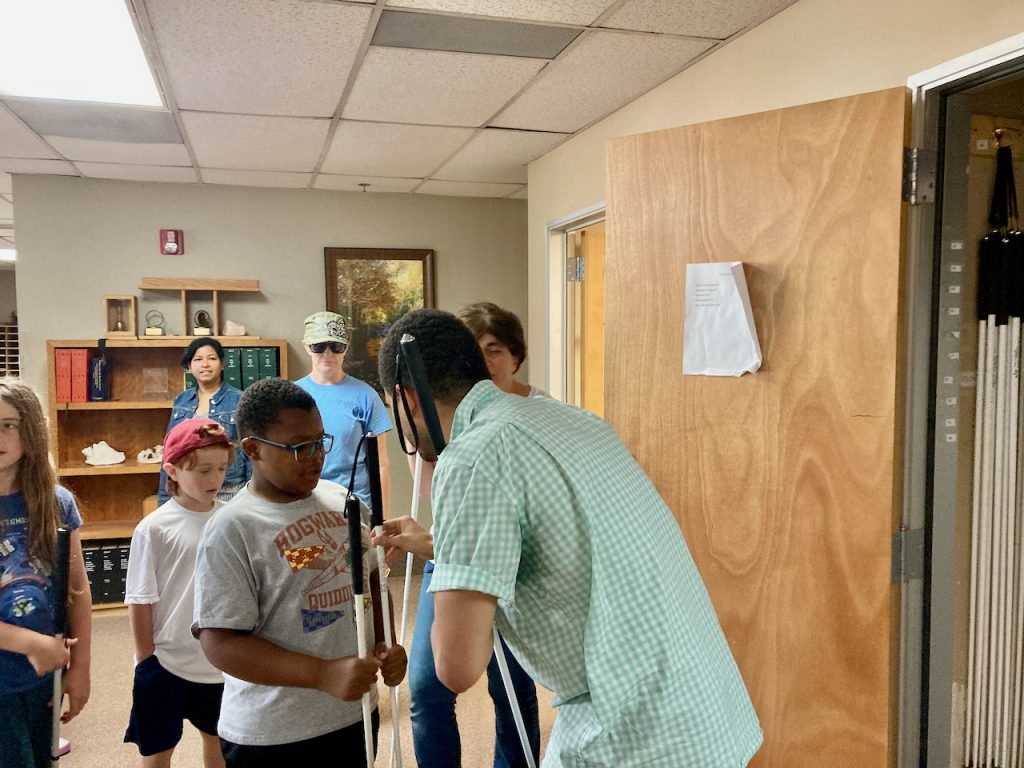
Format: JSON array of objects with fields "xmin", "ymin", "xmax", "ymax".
[{"xmin": 377, "ymin": 310, "xmax": 762, "ymax": 767}]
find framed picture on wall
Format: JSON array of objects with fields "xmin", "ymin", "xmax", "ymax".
[{"xmin": 324, "ymin": 247, "xmax": 436, "ymax": 393}]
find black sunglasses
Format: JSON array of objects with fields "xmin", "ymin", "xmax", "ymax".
[
  {"xmin": 309, "ymin": 341, "xmax": 347, "ymax": 354},
  {"xmin": 392, "ymin": 352, "xmax": 419, "ymax": 456}
]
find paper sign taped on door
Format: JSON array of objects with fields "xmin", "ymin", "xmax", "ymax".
[{"xmin": 682, "ymin": 262, "xmax": 762, "ymax": 377}]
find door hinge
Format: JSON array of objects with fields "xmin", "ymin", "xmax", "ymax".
[
  {"xmin": 892, "ymin": 527, "xmax": 925, "ymax": 583},
  {"xmin": 567, "ymin": 255, "xmax": 585, "ymax": 283},
  {"xmin": 902, "ymin": 147, "xmax": 937, "ymax": 206}
]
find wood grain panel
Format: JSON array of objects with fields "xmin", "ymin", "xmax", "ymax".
[{"xmin": 605, "ymin": 88, "xmax": 908, "ymax": 767}]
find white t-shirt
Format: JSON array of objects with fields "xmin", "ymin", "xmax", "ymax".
[{"xmin": 124, "ymin": 498, "xmax": 224, "ymax": 684}]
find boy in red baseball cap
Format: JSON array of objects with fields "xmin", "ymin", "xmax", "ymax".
[{"xmin": 123, "ymin": 418, "xmax": 233, "ymax": 768}]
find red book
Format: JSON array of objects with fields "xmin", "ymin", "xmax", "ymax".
[
  {"xmin": 55, "ymin": 349, "xmax": 72, "ymax": 403},
  {"xmin": 70, "ymin": 349, "xmax": 88, "ymax": 403}
]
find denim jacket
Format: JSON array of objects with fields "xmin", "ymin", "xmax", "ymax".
[{"xmin": 157, "ymin": 381, "xmax": 250, "ymax": 503}]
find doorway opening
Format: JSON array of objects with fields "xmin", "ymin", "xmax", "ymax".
[
  {"xmin": 904, "ymin": 32, "xmax": 1024, "ymax": 768},
  {"xmin": 544, "ymin": 203, "xmax": 605, "ymax": 405}
]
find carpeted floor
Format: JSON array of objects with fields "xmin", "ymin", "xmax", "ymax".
[{"xmin": 61, "ymin": 575, "xmax": 556, "ymax": 767}]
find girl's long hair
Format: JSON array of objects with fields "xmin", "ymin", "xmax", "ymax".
[{"xmin": 0, "ymin": 379, "xmax": 60, "ymax": 569}]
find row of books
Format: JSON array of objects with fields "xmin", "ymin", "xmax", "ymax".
[
  {"xmin": 82, "ymin": 540, "xmax": 131, "ymax": 605},
  {"xmin": 55, "ymin": 346, "xmax": 281, "ymax": 403},
  {"xmin": 183, "ymin": 347, "xmax": 279, "ymax": 391},
  {"xmin": 53, "ymin": 348, "xmax": 90, "ymax": 403}
]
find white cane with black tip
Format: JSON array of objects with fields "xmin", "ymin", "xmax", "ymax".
[
  {"xmin": 50, "ymin": 527, "xmax": 71, "ymax": 762},
  {"xmin": 347, "ymin": 495, "xmax": 375, "ymax": 768},
  {"xmin": 365, "ymin": 434, "xmax": 403, "ymax": 768}
]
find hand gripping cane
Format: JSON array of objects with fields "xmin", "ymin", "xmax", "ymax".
[
  {"xmin": 51, "ymin": 527, "xmax": 71, "ymax": 762},
  {"xmin": 398, "ymin": 334, "xmax": 536, "ymax": 768},
  {"xmin": 365, "ymin": 434, "xmax": 402, "ymax": 768},
  {"xmin": 346, "ymin": 495, "xmax": 375, "ymax": 768}
]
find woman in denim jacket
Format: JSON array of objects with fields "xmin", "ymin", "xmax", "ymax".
[{"xmin": 157, "ymin": 338, "xmax": 249, "ymax": 503}]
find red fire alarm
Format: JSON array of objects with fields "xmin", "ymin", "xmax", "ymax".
[{"xmin": 160, "ymin": 229, "xmax": 184, "ymax": 255}]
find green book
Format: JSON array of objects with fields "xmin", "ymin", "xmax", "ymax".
[
  {"xmin": 224, "ymin": 348, "xmax": 242, "ymax": 389},
  {"xmin": 183, "ymin": 371, "xmax": 196, "ymax": 390},
  {"xmin": 241, "ymin": 348, "xmax": 259, "ymax": 389},
  {"xmin": 258, "ymin": 347, "xmax": 278, "ymax": 379}
]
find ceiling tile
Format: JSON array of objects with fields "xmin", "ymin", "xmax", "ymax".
[
  {"xmin": 385, "ymin": 0, "xmax": 616, "ymax": 25},
  {"xmin": 603, "ymin": 0, "xmax": 795, "ymax": 39},
  {"xmin": 373, "ymin": 10, "xmax": 580, "ymax": 58},
  {"xmin": 0, "ymin": 198, "xmax": 12, "ymax": 219},
  {"xmin": 0, "ymin": 104, "xmax": 59, "ymax": 159},
  {"xmin": 342, "ymin": 47, "xmax": 546, "ymax": 127},
  {"xmin": 493, "ymin": 30, "xmax": 712, "ymax": 132},
  {"xmin": 322, "ymin": 121, "xmax": 474, "ymax": 177},
  {"xmin": 508, "ymin": 186, "xmax": 528, "ymax": 199},
  {"xmin": 314, "ymin": 174, "xmax": 420, "ymax": 193},
  {"xmin": 4, "ymin": 99, "xmax": 181, "ymax": 143},
  {"xmin": 201, "ymin": 169, "xmax": 312, "ymax": 188},
  {"xmin": 417, "ymin": 179, "xmax": 523, "ymax": 197},
  {"xmin": 76, "ymin": 163, "xmax": 197, "ymax": 183},
  {"xmin": 0, "ymin": 175, "xmax": 9, "ymax": 194},
  {"xmin": 433, "ymin": 128, "xmax": 567, "ymax": 183},
  {"xmin": 182, "ymin": 113, "xmax": 330, "ymax": 172},
  {"xmin": 147, "ymin": 0, "xmax": 373, "ymax": 116},
  {"xmin": 45, "ymin": 137, "xmax": 190, "ymax": 166},
  {"xmin": 0, "ymin": 158, "xmax": 76, "ymax": 175}
]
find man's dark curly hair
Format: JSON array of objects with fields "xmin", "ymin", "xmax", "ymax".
[
  {"xmin": 379, "ymin": 309, "xmax": 490, "ymax": 403},
  {"xmin": 236, "ymin": 377, "xmax": 317, "ymax": 438}
]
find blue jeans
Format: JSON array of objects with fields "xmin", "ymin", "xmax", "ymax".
[{"xmin": 410, "ymin": 562, "xmax": 541, "ymax": 768}]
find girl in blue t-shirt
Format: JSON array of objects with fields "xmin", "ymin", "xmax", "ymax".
[{"xmin": 0, "ymin": 379, "xmax": 91, "ymax": 766}]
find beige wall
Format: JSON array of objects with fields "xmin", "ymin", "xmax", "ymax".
[
  {"xmin": 528, "ymin": 0, "xmax": 1024, "ymax": 392},
  {"xmin": 14, "ymin": 174, "xmax": 527, "ymax": 519}
]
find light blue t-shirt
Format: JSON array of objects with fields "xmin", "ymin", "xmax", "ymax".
[{"xmin": 295, "ymin": 374, "xmax": 392, "ymax": 507}]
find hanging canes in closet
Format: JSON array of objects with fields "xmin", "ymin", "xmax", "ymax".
[{"xmin": 965, "ymin": 130, "xmax": 1024, "ymax": 768}]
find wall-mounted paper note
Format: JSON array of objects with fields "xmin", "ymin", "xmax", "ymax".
[{"xmin": 683, "ymin": 262, "xmax": 761, "ymax": 376}]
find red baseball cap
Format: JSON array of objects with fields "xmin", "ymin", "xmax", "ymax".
[{"xmin": 163, "ymin": 418, "xmax": 231, "ymax": 465}]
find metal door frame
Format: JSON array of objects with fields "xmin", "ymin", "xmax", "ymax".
[{"xmin": 903, "ymin": 31, "xmax": 1024, "ymax": 768}]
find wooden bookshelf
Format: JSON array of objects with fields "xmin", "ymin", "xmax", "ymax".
[
  {"xmin": 0, "ymin": 324, "xmax": 18, "ymax": 377},
  {"xmin": 46, "ymin": 337, "xmax": 289, "ymax": 542}
]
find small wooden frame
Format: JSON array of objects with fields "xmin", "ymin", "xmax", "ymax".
[
  {"xmin": 138, "ymin": 278, "xmax": 259, "ymax": 337},
  {"xmin": 104, "ymin": 295, "xmax": 137, "ymax": 338}
]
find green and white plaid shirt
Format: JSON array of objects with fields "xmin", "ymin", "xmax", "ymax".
[{"xmin": 430, "ymin": 381, "xmax": 763, "ymax": 767}]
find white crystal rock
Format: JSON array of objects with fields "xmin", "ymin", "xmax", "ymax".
[{"xmin": 82, "ymin": 440, "xmax": 126, "ymax": 466}]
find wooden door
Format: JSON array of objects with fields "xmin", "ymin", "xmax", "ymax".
[
  {"xmin": 566, "ymin": 221, "xmax": 606, "ymax": 416},
  {"xmin": 605, "ymin": 87, "xmax": 908, "ymax": 767}
]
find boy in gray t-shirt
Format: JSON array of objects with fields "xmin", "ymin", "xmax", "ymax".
[{"xmin": 194, "ymin": 378, "xmax": 406, "ymax": 766}]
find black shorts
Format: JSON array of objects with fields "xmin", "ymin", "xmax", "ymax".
[
  {"xmin": 124, "ymin": 654, "xmax": 224, "ymax": 756},
  {"xmin": 220, "ymin": 709, "xmax": 379, "ymax": 768}
]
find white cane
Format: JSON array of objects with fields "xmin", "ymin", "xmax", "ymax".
[
  {"xmin": 492, "ymin": 627, "xmax": 537, "ymax": 768},
  {"xmin": 347, "ymin": 495, "xmax": 375, "ymax": 768},
  {"xmin": 365, "ymin": 435, "xmax": 403, "ymax": 768},
  {"xmin": 399, "ymin": 454, "xmax": 424, "ymax": 648},
  {"xmin": 50, "ymin": 528, "xmax": 71, "ymax": 762},
  {"xmin": 389, "ymin": 453, "xmax": 423, "ymax": 768}
]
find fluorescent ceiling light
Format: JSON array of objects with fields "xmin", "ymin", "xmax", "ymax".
[
  {"xmin": 0, "ymin": 1, "xmax": 162, "ymax": 107},
  {"xmin": 0, "ymin": 250, "xmax": 16, "ymax": 263}
]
